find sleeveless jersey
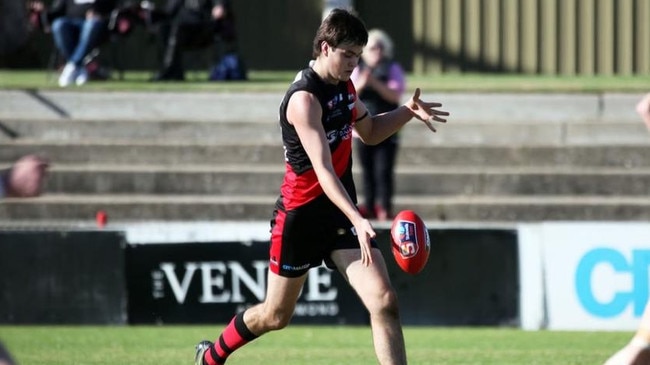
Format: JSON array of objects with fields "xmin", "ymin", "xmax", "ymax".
[{"xmin": 276, "ymin": 67, "xmax": 359, "ymax": 211}]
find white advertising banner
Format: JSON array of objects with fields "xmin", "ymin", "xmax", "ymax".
[{"xmin": 538, "ymin": 223, "xmax": 650, "ymax": 331}]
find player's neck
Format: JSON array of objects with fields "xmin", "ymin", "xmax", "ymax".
[{"xmin": 312, "ymin": 59, "xmax": 338, "ymax": 85}]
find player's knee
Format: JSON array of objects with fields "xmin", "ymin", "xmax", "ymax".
[{"xmin": 368, "ymin": 287, "xmax": 400, "ymax": 318}]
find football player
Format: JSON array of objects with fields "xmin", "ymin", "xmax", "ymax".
[{"xmin": 194, "ymin": 8, "xmax": 448, "ymax": 365}]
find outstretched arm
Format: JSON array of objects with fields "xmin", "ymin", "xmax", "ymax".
[{"xmin": 354, "ymin": 88, "xmax": 449, "ymax": 145}]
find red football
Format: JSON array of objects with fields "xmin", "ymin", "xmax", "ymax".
[{"xmin": 390, "ymin": 210, "xmax": 430, "ymax": 275}]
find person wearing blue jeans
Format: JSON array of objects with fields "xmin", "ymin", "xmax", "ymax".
[{"xmin": 30, "ymin": 0, "xmax": 117, "ymax": 87}]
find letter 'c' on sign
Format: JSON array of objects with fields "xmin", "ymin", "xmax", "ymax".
[{"xmin": 575, "ymin": 248, "xmax": 633, "ymax": 318}]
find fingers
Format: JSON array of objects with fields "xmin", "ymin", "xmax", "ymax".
[
  {"xmin": 362, "ymin": 228, "xmax": 375, "ymax": 266},
  {"xmin": 417, "ymin": 98, "xmax": 449, "ymax": 123},
  {"xmin": 431, "ymin": 108, "xmax": 450, "ymax": 116},
  {"xmin": 361, "ymin": 243, "xmax": 372, "ymax": 266},
  {"xmin": 357, "ymin": 221, "xmax": 375, "ymax": 266},
  {"xmin": 420, "ymin": 107, "xmax": 449, "ymax": 129},
  {"xmin": 412, "ymin": 87, "xmax": 421, "ymax": 101},
  {"xmin": 423, "ymin": 118, "xmax": 437, "ymax": 133},
  {"xmin": 422, "ymin": 102, "xmax": 443, "ymax": 108}
]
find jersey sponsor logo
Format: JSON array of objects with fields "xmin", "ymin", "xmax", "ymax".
[
  {"xmin": 325, "ymin": 124, "xmax": 352, "ymax": 144},
  {"xmin": 326, "ymin": 93, "xmax": 355, "ymax": 109},
  {"xmin": 282, "ymin": 263, "xmax": 311, "ymax": 272},
  {"xmin": 326, "ymin": 93, "xmax": 344, "ymax": 109}
]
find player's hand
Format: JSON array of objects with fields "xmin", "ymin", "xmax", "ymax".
[
  {"xmin": 405, "ymin": 88, "xmax": 449, "ymax": 132},
  {"xmin": 354, "ymin": 218, "xmax": 376, "ymax": 266}
]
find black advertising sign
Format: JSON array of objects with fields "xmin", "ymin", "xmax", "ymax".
[
  {"xmin": 125, "ymin": 241, "xmax": 368, "ymax": 324},
  {"xmin": 0, "ymin": 230, "xmax": 126, "ymax": 324}
]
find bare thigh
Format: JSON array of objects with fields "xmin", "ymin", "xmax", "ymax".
[
  {"xmin": 244, "ymin": 269, "xmax": 308, "ymax": 333},
  {"xmin": 330, "ymin": 248, "xmax": 395, "ymax": 311}
]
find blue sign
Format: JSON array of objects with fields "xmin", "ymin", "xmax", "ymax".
[{"xmin": 575, "ymin": 248, "xmax": 650, "ymax": 318}]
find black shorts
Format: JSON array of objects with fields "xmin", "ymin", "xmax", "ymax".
[{"xmin": 269, "ymin": 194, "xmax": 378, "ymax": 278}]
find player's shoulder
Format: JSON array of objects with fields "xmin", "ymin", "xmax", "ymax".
[{"xmin": 285, "ymin": 69, "xmax": 322, "ymax": 104}]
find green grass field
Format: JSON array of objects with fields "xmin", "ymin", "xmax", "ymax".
[
  {"xmin": 2, "ymin": 69, "xmax": 650, "ymax": 93},
  {"xmin": 0, "ymin": 325, "xmax": 634, "ymax": 364}
]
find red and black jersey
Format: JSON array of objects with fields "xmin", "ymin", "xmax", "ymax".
[{"xmin": 276, "ymin": 67, "xmax": 359, "ymax": 211}]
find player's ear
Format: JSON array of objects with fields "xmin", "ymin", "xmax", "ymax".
[{"xmin": 321, "ymin": 41, "xmax": 331, "ymax": 56}]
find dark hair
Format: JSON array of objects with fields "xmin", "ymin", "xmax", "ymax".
[{"xmin": 312, "ymin": 8, "xmax": 368, "ymax": 58}]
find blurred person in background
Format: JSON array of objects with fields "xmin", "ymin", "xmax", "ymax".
[
  {"xmin": 152, "ymin": 0, "xmax": 238, "ymax": 81},
  {"xmin": 603, "ymin": 302, "xmax": 650, "ymax": 365},
  {"xmin": 636, "ymin": 93, "xmax": 650, "ymax": 131},
  {"xmin": 0, "ymin": 341, "xmax": 17, "ymax": 365},
  {"xmin": 602, "ymin": 94, "xmax": 650, "ymax": 364},
  {"xmin": 28, "ymin": 0, "xmax": 118, "ymax": 87},
  {"xmin": 1, "ymin": 155, "xmax": 49, "ymax": 198},
  {"xmin": 601, "ymin": 93, "xmax": 650, "ymax": 365},
  {"xmin": 351, "ymin": 28, "xmax": 405, "ymax": 221}
]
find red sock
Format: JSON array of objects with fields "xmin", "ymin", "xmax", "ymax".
[{"xmin": 204, "ymin": 311, "xmax": 258, "ymax": 365}]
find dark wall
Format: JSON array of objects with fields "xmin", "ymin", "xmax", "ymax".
[
  {"xmin": 376, "ymin": 229, "xmax": 519, "ymax": 326},
  {"xmin": 0, "ymin": 231, "xmax": 127, "ymax": 324},
  {"xmin": 234, "ymin": 0, "xmax": 322, "ymax": 70},
  {"xmin": 378, "ymin": 229, "xmax": 519, "ymax": 326},
  {"xmin": 354, "ymin": 0, "xmax": 414, "ymax": 72}
]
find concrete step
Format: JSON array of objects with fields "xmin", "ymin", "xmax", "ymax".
[
  {"xmin": 0, "ymin": 90, "xmax": 644, "ymax": 123},
  {"xmin": 40, "ymin": 164, "xmax": 650, "ymax": 196},
  {"xmin": 3, "ymin": 141, "xmax": 650, "ymax": 167},
  {"xmin": 2, "ymin": 118, "xmax": 649, "ymax": 145},
  {"xmin": 3, "ymin": 194, "xmax": 650, "ymax": 222}
]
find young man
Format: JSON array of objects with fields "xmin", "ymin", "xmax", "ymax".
[{"xmin": 194, "ymin": 8, "xmax": 449, "ymax": 365}]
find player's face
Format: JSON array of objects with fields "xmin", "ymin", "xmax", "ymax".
[{"xmin": 327, "ymin": 43, "xmax": 363, "ymax": 81}]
